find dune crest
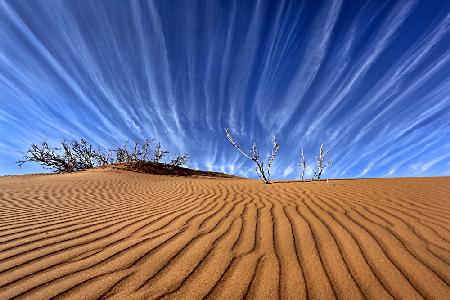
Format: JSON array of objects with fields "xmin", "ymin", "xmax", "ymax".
[{"xmin": 0, "ymin": 168, "xmax": 449, "ymax": 299}]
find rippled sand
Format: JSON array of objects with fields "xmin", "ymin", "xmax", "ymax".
[{"xmin": 0, "ymin": 168, "xmax": 449, "ymax": 299}]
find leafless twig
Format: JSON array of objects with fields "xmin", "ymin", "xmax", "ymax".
[{"xmin": 299, "ymin": 147, "xmax": 306, "ymax": 181}]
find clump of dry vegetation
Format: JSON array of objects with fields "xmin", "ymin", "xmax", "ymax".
[
  {"xmin": 225, "ymin": 128, "xmax": 280, "ymax": 184},
  {"xmin": 297, "ymin": 144, "xmax": 333, "ymax": 181},
  {"xmin": 224, "ymin": 128, "xmax": 334, "ymax": 183},
  {"xmin": 19, "ymin": 134, "xmax": 332, "ymax": 183},
  {"xmin": 18, "ymin": 138, "xmax": 189, "ymax": 173}
]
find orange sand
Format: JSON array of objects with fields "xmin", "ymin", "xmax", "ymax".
[{"xmin": 0, "ymin": 168, "xmax": 449, "ymax": 299}]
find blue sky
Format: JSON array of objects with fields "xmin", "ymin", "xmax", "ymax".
[{"xmin": 1, "ymin": 0, "xmax": 449, "ymax": 179}]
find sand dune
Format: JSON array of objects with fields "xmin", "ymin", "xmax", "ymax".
[{"xmin": 0, "ymin": 168, "xmax": 449, "ymax": 299}]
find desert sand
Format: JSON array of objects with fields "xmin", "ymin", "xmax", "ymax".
[{"xmin": 0, "ymin": 167, "xmax": 449, "ymax": 299}]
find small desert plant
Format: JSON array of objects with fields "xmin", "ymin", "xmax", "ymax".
[
  {"xmin": 18, "ymin": 139, "xmax": 104, "ymax": 172},
  {"xmin": 114, "ymin": 142, "xmax": 128, "ymax": 163},
  {"xmin": 225, "ymin": 128, "xmax": 280, "ymax": 184},
  {"xmin": 153, "ymin": 142, "xmax": 169, "ymax": 163},
  {"xmin": 313, "ymin": 144, "xmax": 333, "ymax": 180},
  {"xmin": 93, "ymin": 148, "xmax": 114, "ymax": 166},
  {"xmin": 169, "ymin": 153, "xmax": 190, "ymax": 167},
  {"xmin": 299, "ymin": 147, "xmax": 306, "ymax": 181},
  {"xmin": 18, "ymin": 141, "xmax": 77, "ymax": 173},
  {"xmin": 140, "ymin": 139, "xmax": 154, "ymax": 161},
  {"xmin": 130, "ymin": 142, "xmax": 141, "ymax": 162},
  {"xmin": 70, "ymin": 139, "xmax": 97, "ymax": 170},
  {"xmin": 61, "ymin": 141, "xmax": 77, "ymax": 172}
]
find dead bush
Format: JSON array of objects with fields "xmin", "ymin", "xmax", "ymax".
[
  {"xmin": 18, "ymin": 141, "xmax": 77, "ymax": 173},
  {"xmin": 170, "ymin": 153, "xmax": 190, "ymax": 167},
  {"xmin": 225, "ymin": 128, "xmax": 279, "ymax": 184},
  {"xmin": 18, "ymin": 138, "xmax": 189, "ymax": 173},
  {"xmin": 313, "ymin": 144, "xmax": 333, "ymax": 180}
]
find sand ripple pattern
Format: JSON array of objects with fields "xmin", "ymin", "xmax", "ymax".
[{"xmin": 0, "ymin": 168, "xmax": 449, "ymax": 299}]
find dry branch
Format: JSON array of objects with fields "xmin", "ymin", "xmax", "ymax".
[
  {"xmin": 299, "ymin": 147, "xmax": 306, "ymax": 181},
  {"xmin": 313, "ymin": 144, "xmax": 333, "ymax": 180},
  {"xmin": 225, "ymin": 128, "xmax": 279, "ymax": 184}
]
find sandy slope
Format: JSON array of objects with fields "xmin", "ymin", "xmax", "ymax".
[{"xmin": 0, "ymin": 168, "xmax": 449, "ymax": 299}]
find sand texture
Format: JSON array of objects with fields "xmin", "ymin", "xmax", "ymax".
[{"xmin": 0, "ymin": 168, "xmax": 449, "ymax": 299}]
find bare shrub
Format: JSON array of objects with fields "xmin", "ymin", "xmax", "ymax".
[
  {"xmin": 18, "ymin": 138, "xmax": 189, "ymax": 174},
  {"xmin": 313, "ymin": 144, "xmax": 333, "ymax": 180},
  {"xmin": 114, "ymin": 143, "xmax": 128, "ymax": 163},
  {"xmin": 18, "ymin": 139, "xmax": 125, "ymax": 172},
  {"xmin": 18, "ymin": 142, "xmax": 76, "ymax": 173},
  {"xmin": 130, "ymin": 142, "xmax": 140, "ymax": 162},
  {"xmin": 299, "ymin": 147, "xmax": 306, "ymax": 181},
  {"xmin": 114, "ymin": 142, "xmax": 141, "ymax": 164},
  {"xmin": 61, "ymin": 141, "xmax": 76, "ymax": 172},
  {"xmin": 140, "ymin": 139, "xmax": 154, "ymax": 161},
  {"xmin": 225, "ymin": 128, "xmax": 280, "ymax": 184},
  {"xmin": 93, "ymin": 148, "xmax": 114, "ymax": 166},
  {"xmin": 170, "ymin": 153, "xmax": 189, "ymax": 167},
  {"xmin": 153, "ymin": 142, "xmax": 169, "ymax": 163},
  {"xmin": 70, "ymin": 139, "xmax": 96, "ymax": 170}
]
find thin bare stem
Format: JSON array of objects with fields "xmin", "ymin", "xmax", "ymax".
[
  {"xmin": 267, "ymin": 136, "xmax": 280, "ymax": 178},
  {"xmin": 299, "ymin": 147, "xmax": 306, "ymax": 181}
]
